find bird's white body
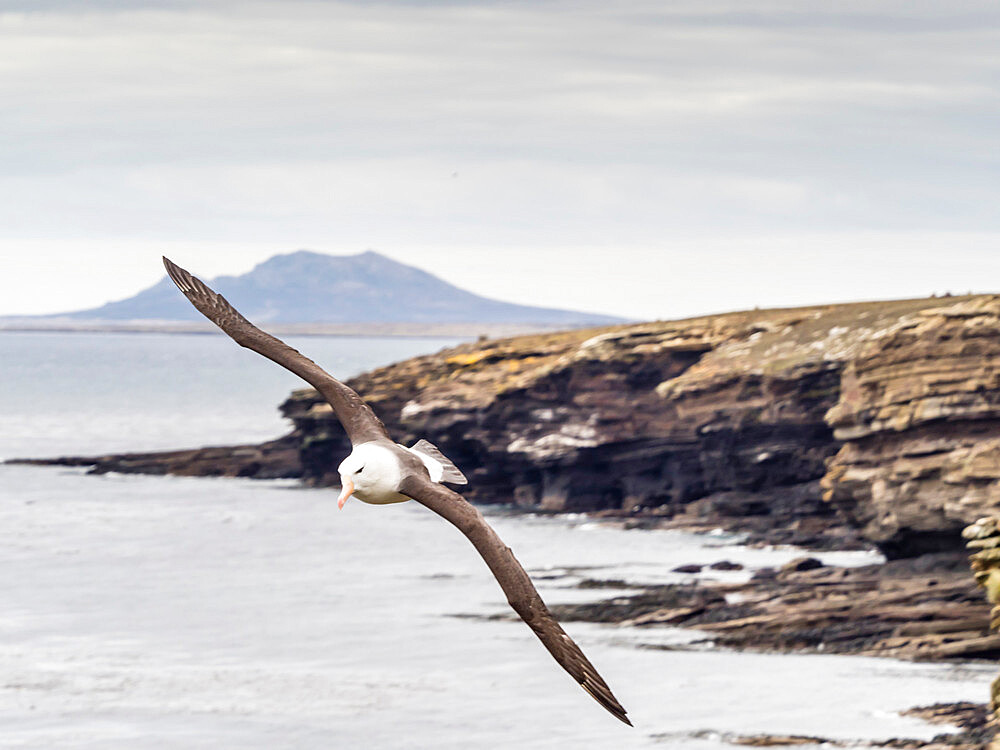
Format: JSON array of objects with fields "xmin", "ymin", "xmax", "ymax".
[
  {"xmin": 337, "ymin": 441, "xmax": 453, "ymax": 505},
  {"xmin": 337, "ymin": 442, "xmax": 409, "ymax": 504}
]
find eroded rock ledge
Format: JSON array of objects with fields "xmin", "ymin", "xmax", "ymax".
[
  {"xmin": 824, "ymin": 297, "xmax": 1000, "ymax": 557},
  {"xmin": 19, "ymin": 293, "xmax": 1000, "ymax": 558},
  {"xmin": 284, "ymin": 294, "xmax": 1000, "ymax": 557}
]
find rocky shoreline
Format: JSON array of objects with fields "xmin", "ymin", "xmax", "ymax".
[
  {"xmin": 667, "ymin": 701, "xmax": 992, "ymax": 749},
  {"xmin": 552, "ymin": 550, "xmax": 995, "ymax": 661},
  {"xmin": 13, "ymin": 437, "xmax": 303, "ymax": 480},
  {"xmin": 544, "ymin": 544, "xmax": 995, "ymax": 748}
]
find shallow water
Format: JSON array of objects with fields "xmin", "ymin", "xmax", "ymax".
[{"xmin": 0, "ymin": 332, "xmax": 992, "ymax": 748}]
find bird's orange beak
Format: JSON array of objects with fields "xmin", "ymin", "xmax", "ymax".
[{"xmin": 337, "ymin": 478, "xmax": 354, "ymax": 510}]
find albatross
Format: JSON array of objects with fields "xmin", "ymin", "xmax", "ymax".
[{"xmin": 162, "ymin": 256, "xmax": 631, "ymax": 726}]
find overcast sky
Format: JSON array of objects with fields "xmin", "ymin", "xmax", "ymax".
[{"xmin": 2, "ymin": 1, "xmax": 999, "ymax": 320}]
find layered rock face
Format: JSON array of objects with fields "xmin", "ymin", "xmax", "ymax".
[
  {"xmin": 281, "ymin": 317, "xmax": 836, "ymax": 514},
  {"xmin": 279, "ymin": 295, "xmax": 1000, "ymax": 555},
  {"xmin": 280, "ymin": 296, "xmax": 1000, "ymax": 556},
  {"xmin": 824, "ymin": 298, "xmax": 1000, "ymax": 557}
]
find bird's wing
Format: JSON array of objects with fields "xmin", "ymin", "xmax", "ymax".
[
  {"xmin": 398, "ymin": 474, "xmax": 631, "ymax": 726},
  {"xmin": 162, "ymin": 257, "xmax": 389, "ymax": 446}
]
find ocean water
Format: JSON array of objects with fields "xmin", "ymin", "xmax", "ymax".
[
  {"xmin": 0, "ymin": 332, "xmax": 993, "ymax": 749},
  {"xmin": 0, "ymin": 331, "xmax": 460, "ymax": 460}
]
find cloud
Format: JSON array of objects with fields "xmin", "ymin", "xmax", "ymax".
[{"xmin": 1, "ymin": 1, "xmax": 999, "ymax": 317}]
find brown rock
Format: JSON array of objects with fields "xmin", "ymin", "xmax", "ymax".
[
  {"xmin": 779, "ymin": 557, "xmax": 824, "ymax": 574},
  {"xmin": 709, "ymin": 560, "xmax": 744, "ymax": 571},
  {"xmin": 553, "ymin": 552, "xmax": 990, "ymax": 662},
  {"xmin": 823, "ymin": 297, "xmax": 1000, "ymax": 558},
  {"xmin": 12, "ymin": 437, "xmax": 301, "ymax": 480},
  {"xmin": 672, "ymin": 564, "xmax": 704, "ymax": 573}
]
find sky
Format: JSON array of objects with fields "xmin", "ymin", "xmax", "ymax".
[{"xmin": 2, "ymin": 1, "xmax": 999, "ymax": 320}]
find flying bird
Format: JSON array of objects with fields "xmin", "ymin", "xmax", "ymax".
[{"xmin": 162, "ymin": 257, "xmax": 631, "ymax": 726}]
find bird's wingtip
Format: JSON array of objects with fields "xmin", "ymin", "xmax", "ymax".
[
  {"xmin": 161, "ymin": 256, "xmax": 194, "ymax": 294},
  {"xmin": 609, "ymin": 705, "xmax": 632, "ymax": 726},
  {"xmin": 580, "ymin": 681, "xmax": 631, "ymax": 726},
  {"xmin": 162, "ymin": 256, "xmax": 180, "ymax": 278}
]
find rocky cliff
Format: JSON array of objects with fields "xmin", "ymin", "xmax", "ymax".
[
  {"xmin": 24, "ymin": 294, "xmax": 1000, "ymax": 559},
  {"xmin": 824, "ymin": 297, "xmax": 1000, "ymax": 557},
  {"xmin": 274, "ymin": 293, "xmax": 1000, "ymax": 557}
]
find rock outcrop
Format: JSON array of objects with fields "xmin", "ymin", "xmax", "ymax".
[
  {"xmin": 964, "ymin": 516, "xmax": 1000, "ymax": 749},
  {"xmin": 19, "ymin": 293, "xmax": 1000, "ymax": 558},
  {"xmin": 824, "ymin": 298, "xmax": 1000, "ymax": 557},
  {"xmin": 545, "ymin": 540, "xmax": 998, "ymax": 748},
  {"xmin": 279, "ymin": 313, "xmax": 842, "ymax": 516},
  {"xmin": 15, "ymin": 437, "xmax": 301, "ymax": 479},
  {"xmin": 279, "ymin": 294, "xmax": 1000, "ymax": 556},
  {"xmin": 551, "ymin": 551, "xmax": 997, "ymax": 661}
]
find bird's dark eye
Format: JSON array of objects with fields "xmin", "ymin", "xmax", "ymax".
[{"xmin": 355, "ymin": 467, "xmax": 364, "ymax": 474}]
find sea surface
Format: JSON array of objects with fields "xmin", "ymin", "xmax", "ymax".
[{"xmin": 0, "ymin": 331, "xmax": 993, "ymax": 749}]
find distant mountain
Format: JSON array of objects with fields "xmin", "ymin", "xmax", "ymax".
[{"xmin": 47, "ymin": 250, "xmax": 625, "ymax": 326}]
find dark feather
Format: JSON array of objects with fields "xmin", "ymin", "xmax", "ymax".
[
  {"xmin": 399, "ymin": 475, "xmax": 631, "ymax": 726},
  {"xmin": 162, "ymin": 257, "xmax": 388, "ymax": 446}
]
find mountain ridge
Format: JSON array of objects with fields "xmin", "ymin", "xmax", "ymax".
[{"xmin": 29, "ymin": 250, "xmax": 625, "ymax": 327}]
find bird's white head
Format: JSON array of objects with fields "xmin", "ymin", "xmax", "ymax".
[{"xmin": 336, "ymin": 443, "xmax": 405, "ymax": 508}]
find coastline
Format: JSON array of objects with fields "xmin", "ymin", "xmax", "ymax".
[
  {"xmin": 545, "ymin": 531, "xmax": 996, "ymax": 748},
  {"xmin": 550, "ymin": 545, "xmax": 994, "ymax": 662}
]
